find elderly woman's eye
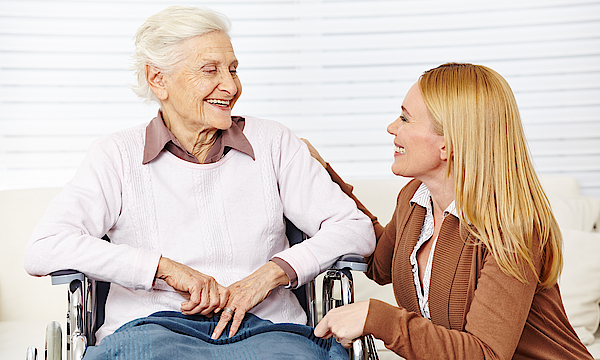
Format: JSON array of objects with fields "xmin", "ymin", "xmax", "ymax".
[
  {"xmin": 202, "ymin": 66, "xmax": 217, "ymax": 74},
  {"xmin": 230, "ymin": 69, "xmax": 238, "ymax": 77}
]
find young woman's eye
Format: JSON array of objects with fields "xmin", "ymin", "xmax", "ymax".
[{"xmin": 400, "ymin": 114, "xmax": 408, "ymax": 122}]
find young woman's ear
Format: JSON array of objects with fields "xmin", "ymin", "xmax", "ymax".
[
  {"xmin": 439, "ymin": 139, "xmax": 449, "ymax": 161},
  {"xmin": 146, "ymin": 65, "xmax": 168, "ymax": 100}
]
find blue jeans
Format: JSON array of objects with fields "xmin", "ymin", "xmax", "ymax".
[{"xmin": 83, "ymin": 311, "xmax": 349, "ymax": 360}]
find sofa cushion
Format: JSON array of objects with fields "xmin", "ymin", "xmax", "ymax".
[
  {"xmin": 0, "ymin": 188, "xmax": 66, "ymax": 323},
  {"xmin": 548, "ymin": 195, "xmax": 600, "ymax": 232},
  {"xmin": 559, "ymin": 228, "xmax": 600, "ymax": 345},
  {"xmin": 539, "ymin": 175, "xmax": 581, "ymax": 198}
]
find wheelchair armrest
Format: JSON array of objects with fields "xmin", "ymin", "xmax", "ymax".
[
  {"xmin": 49, "ymin": 269, "xmax": 98, "ymax": 357},
  {"xmin": 50, "ymin": 269, "xmax": 86, "ymax": 285},
  {"xmin": 331, "ymin": 254, "xmax": 367, "ymax": 272}
]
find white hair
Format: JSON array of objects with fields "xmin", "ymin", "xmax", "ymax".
[{"xmin": 130, "ymin": 6, "xmax": 231, "ymax": 104}]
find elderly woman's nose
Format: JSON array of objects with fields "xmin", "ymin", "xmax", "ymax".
[{"xmin": 218, "ymin": 71, "xmax": 238, "ymax": 94}]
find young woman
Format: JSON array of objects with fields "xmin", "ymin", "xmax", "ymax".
[{"xmin": 310, "ymin": 63, "xmax": 593, "ymax": 359}]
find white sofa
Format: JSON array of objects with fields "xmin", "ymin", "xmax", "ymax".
[{"xmin": 1, "ymin": 175, "xmax": 599, "ymax": 359}]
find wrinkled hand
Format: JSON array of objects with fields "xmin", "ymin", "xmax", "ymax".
[
  {"xmin": 300, "ymin": 138, "xmax": 327, "ymax": 168},
  {"xmin": 211, "ymin": 261, "xmax": 289, "ymax": 339},
  {"xmin": 155, "ymin": 257, "xmax": 229, "ymax": 316},
  {"xmin": 313, "ymin": 301, "xmax": 370, "ymax": 348}
]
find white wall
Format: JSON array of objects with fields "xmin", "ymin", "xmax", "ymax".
[{"xmin": 1, "ymin": 0, "xmax": 600, "ymax": 198}]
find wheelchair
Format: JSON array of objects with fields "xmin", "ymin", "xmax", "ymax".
[{"xmin": 26, "ymin": 221, "xmax": 379, "ymax": 360}]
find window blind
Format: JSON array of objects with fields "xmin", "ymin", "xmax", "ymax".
[{"xmin": 1, "ymin": 0, "xmax": 599, "ymax": 198}]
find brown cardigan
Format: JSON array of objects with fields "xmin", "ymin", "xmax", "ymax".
[{"xmin": 327, "ymin": 166, "xmax": 592, "ymax": 359}]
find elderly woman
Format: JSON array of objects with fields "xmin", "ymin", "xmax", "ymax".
[
  {"xmin": 309, "ymin": 63, "xmax": 593, "ymax": 359},
  {"xmin": 24, "ymin": 6, "xmax": 374, "ymax": 359}
]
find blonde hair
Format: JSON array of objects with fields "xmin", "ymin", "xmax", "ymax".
[
  {"xmin": 419, "ymin": 63, "xmax": 562, "ymax": 288},
  {"xmin": 130, "ymin": 6, "xmax": 231, "ymax": 104}
]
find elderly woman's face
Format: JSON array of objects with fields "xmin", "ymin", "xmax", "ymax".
[{"xmin": 162, "ymin": 31, "xmax": 241, "ymax": 131}]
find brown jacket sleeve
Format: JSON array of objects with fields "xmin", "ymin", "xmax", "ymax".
[
  {"xmin": 363, "ymin": 251, "xmax": 558, "ymax": 359},
  {"xmin": 325, "ymin": 163, "xmax": 414, "ymax": 286},
  {"xmin": 326, "ymin": 164, "xmax": 591, "ymax": 359},
  {"xmin": 324, "ymin": 163, "xmax": 385, "ymax": 239},
  {"xmin": 363, "ymin": 255, "xmax": 534, "ymax": 359},
  {"xmin": 362, "ymin": 206, "xmax": 592, "ymax": 359},
  {"xmin": 363, "ymin": 191, "xmax": 402, "ymax": 286},
  {"xmin": 364, "ymin": 179, "xmax": 420, "ymax": 286}
]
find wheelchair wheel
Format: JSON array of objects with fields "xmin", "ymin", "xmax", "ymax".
[
  {"xmin": 45, "ymin": 321, "xmax": 62, "ymax": 360},
  {"xmin": 26, "ymin": 346, "xmax": 37, "ymax": 360}
]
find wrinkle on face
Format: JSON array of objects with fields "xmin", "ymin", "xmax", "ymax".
[{"xmin": 159, "ymin": 31, "xmax": 242, "ymax": 162}]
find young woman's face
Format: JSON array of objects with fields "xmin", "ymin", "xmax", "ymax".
[{"xmin": 387, "ymin": 82, "xmax": 447, "ymax": 181}]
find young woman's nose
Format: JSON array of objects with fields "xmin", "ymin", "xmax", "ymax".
[{"xmin": 387, "ymin": 117, "xmax": 401, "ymax": 136}]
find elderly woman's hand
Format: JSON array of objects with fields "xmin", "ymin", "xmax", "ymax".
[
  {"xmin": 156, "ymin": 257, "xmax": 229, "ymax": 316},
  {"xmin": 211, "ymin": 261, "xmax": 289, "ymax": 339},
  {"xmin": 301, "ymin": 138, "xmax": 327, "ymax": 168}
]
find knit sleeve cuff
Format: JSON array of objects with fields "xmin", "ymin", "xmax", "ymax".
[
  {"xmin": 271, "ymin": 257, "xmax": 298, "ymax": 289},
  {"xmin": 133, "ymin": 248, "xmax": 163, "ymax": 291},
  {"xmin": 364, "ymin": 299, "xmax": 407, "ymax": 348}
]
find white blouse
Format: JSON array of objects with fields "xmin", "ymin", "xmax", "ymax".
[{"xmin": 409, "ymin": 183, "xmax": 458, "ymax": 319}]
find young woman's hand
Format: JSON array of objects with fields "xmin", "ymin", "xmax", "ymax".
[{"xmin": 314, "ymin": 301, "xmax": 370, "ymax": 348}]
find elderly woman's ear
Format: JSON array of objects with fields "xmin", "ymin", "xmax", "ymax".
[{"xmin": 145, "ymin": 64, "xmax": 168, "ymax": 101}]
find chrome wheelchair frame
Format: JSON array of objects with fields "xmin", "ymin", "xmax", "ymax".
[{"xmin": 27, "ymin": 222, "xmax": 379, "ymax": 360}]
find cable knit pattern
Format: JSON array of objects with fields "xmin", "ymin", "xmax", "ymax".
[
  {"xmin": 115, "ymin": 128, "xmax": 160, "ymax": 255},
  {"xmin": 256, "ymin": 119, "xmax": 283, "ymax": 263},
  {"xmin": 24, "ymin": 116, "xmax": 375, "ymax": 344},
  {"xmin": 193, "ymin": 167, "xmax": 235, "ymax": 284}
]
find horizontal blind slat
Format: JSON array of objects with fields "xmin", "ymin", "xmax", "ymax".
[{"xmin": 1, "ymin": 0, "xmax": 599, "ymax": 198}]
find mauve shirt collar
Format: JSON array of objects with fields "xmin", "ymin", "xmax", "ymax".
[{"xmin": 142, "ymin": 110, "xmax": 255, "ymax": 165}]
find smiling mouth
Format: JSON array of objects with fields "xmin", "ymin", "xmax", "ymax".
[
  {"xmin": 395, "ymin": 145, "xmax": 406, "ymax": 154},
  {"xmin": 206, "ymin": 99, "xmax": 231, "ymax": 107}
]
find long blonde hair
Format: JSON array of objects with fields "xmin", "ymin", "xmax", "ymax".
[{"xmin": 419, "ymin": 63, "xmax": 562, "ymax": 288}]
